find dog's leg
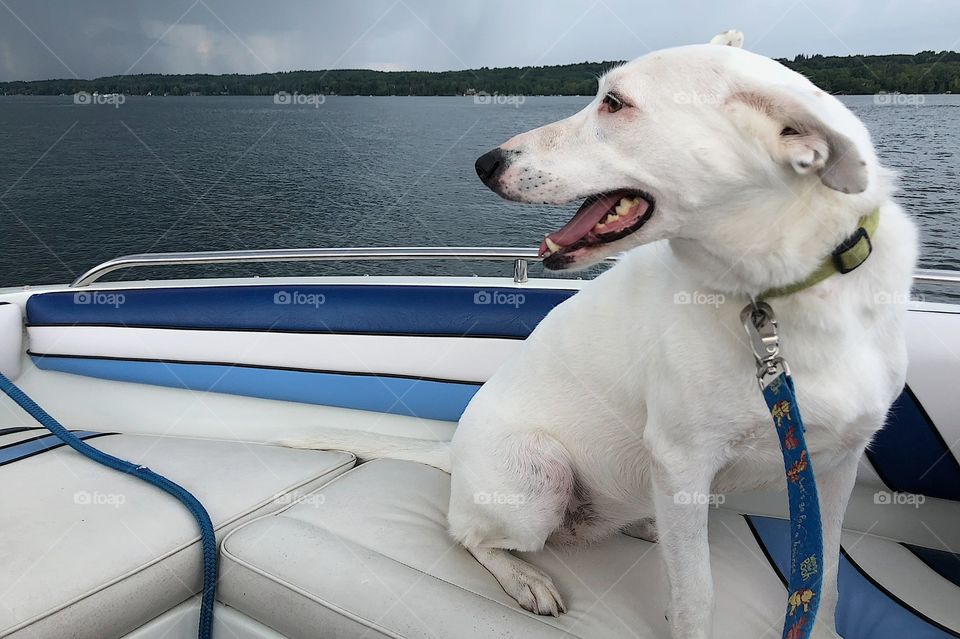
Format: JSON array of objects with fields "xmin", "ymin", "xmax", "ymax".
[
  {"xmin": 467, "ymin": 547, "xmax": 567, "ymax": 616},
  {"xmin": 649, "ymin": 442, "xmax": 717, "ymax": 639},
  {"xmin": 449, "ymin": 430, "xmax": 574, "ymax": 616},
  {"xmin": 811, "ymin": 444, "xmax": 865, "ymax": 638}
]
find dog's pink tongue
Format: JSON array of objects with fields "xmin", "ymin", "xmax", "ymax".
[{"xmin": 538, "ymin": 193, "xmax": 623, "ymax": 256}]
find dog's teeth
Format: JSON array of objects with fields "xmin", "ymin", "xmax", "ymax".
[
  {"xmin": 615, "ymin": 197, "xmax": 637, "ymax": 215},
  {"xmin": 605, "ymin": 212, "xmax": 620, "ymax": 223},
  {"xmin": 544, "ymin": 237, "xmax": 562, "ymax": 253}
]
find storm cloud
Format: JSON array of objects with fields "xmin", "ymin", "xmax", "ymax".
[{"xmin": 1, "ymin": 0, "xmax": 958, "ymax": 82}]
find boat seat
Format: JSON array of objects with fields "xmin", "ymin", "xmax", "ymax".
[
  {"xmin": 0, "ymin": 429, "xmax": 354, "ymax": 639},
  {"xmin": 219, "ymin": 459, "xmax": 960, "ymax": 639},
  {"xmin": 0, "ymin": 302, "xmax": 21, "ymax": 380}
]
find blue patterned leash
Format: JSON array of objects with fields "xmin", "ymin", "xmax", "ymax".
[{"xmin": 742, "ymin": 301, "xmax": 824, "ymax": 639}]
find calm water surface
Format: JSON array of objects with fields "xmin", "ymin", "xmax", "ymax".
[{"xmin": 0, "ymin": 95, "xmax": 957, "ymax": 298}]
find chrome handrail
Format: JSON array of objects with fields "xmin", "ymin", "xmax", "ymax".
[
  {"xmin": 69, "ymin": 246, "xmax": 596, "ymax": 287},
  {"xmin": 912, "ymin": 269, "xmax": 960, "ymax": 286},
  {"xmin": 69, "ymin": 246, "xmax": 959, "ymax": 289}
]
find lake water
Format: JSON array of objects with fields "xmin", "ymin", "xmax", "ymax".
[{"xmin": 0, "ymin": 95, "xmax": 957, "ymax": 299}]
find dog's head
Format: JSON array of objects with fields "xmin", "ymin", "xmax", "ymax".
[{"xmin": 475, "ymin": 32, "xmax": 882, "ymax": 278}]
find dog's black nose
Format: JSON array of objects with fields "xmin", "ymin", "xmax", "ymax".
[{"xmin": 475, "ymin": 148, "xmax": 507, "ymax": 186}]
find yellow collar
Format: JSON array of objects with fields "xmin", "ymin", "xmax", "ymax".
[{"xmin": 760, "ymin": 209, "xmax": 880, "ymax": 299}]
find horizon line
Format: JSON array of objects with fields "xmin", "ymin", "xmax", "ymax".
[{"xmin": 2, "ymin": 48, "xmax": 957, "ymax": 85}]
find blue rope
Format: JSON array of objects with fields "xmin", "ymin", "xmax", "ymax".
[{"xmin": 0, "ymin": 371, "xmax": 217, "ymax": 639}]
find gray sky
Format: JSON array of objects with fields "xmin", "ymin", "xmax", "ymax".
[{"xmin": 1, "ymin": 0, "xmax": 958, "ymax": 82}]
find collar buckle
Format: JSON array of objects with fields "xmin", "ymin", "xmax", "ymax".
[
  {"xmin": 758, "ymin": 209, "xmax": 880, "ymax": 299},
  {"xmin": 831, "ymin": 225, "xmax": 872, "ymax": 274}
]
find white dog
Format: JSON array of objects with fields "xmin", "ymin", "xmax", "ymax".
[{"xmin": 283, "ymin": 32, "xmax": 917, "ymax": 638}]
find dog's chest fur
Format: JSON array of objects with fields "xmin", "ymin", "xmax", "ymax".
[{"xmin": 461, "ymin": 214, "xmax": 912, "ymax": 526}]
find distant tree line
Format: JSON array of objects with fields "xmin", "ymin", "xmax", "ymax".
[
  {"xmin": 783, "ymin": 51, "xmax": 960, "ymax": 94},
  {"xmin": 2, "ymin": 52, "xmax": 959, "ymax": 96}
]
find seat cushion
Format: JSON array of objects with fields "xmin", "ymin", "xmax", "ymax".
[
  {"xmin": 0, "ymin": 429, "xmax": 354, "ymax": 639},
  {"xmin": 220, "ymin": 459, "xmax": 960, "ymax": 639},
  {"xmin": 0, "ymin": 302, "xmax": 21, "ymax": 380},
  {"xmin": 218, "ymin": 460, "xmax": 790, "ymax": 638},
  {"xmin": 25, "ymin": 285, "xmax": 575, "ymax": 421}
]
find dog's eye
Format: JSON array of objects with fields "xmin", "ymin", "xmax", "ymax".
[
  {"xmin": 602, "ymin": 92, "xmax": 623, "ymax": 113},
  {"xmin": 781, "ymin": 126, "xmax": 800, "ymax": 136}
]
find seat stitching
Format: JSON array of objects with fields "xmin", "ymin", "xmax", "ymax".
[{"xmin": 1, "ymin": 449, "xmax": 355, "ymax": 635}]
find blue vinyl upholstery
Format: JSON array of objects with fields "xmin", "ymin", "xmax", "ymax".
[
  {"xmin": 747, "ymin": 515, "xmax": 959, "ymax": 639},
  {"xmin": 26, "ymin": 285, "xmax": 574, "ymax": 338},
  {"xmin": 31, "ymin": 356, "xmax": 481, "ymax": 422},
  {"xmin": 24, "ymin": 282, "xmax": 960, "ymax": 509}
]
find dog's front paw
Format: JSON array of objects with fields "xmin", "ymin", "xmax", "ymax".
[{"xmin": 508, "ymin": 565, "xmax": 567, "ymax": 617}]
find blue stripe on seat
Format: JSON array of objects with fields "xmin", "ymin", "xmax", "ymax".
[
  {"xmin": 746, "ymin": 514, "xmax": 959, "ymax": 639},
  {"xmin": 867, "ymin": 386, "xmax": 960, "ymax": 501},
  {"xmin": 0, "ymin": 426, "xmax": 42, "ymax": 437},
  {"xmin": 32, "ymin": 356, "xmax": 482, "ymax": 422},
  {"xmin": 903, "ymin": 544, "xmax": 960, "ymax": 589},
  {"xmin": 26, "ymin": 286, "xmax": 574, "ymax": 338},
  {"xmin": 0, "ymin": 430, "xmax": 114, "ymax": 467}
]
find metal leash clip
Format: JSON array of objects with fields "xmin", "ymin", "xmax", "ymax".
[{"xmin": 741, "ymin": 299, "xmax": 790, "ymax": 388}]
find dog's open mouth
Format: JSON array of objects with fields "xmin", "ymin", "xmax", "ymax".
[{"xmin": 539, "ymin": 190, "xmax": 655, "ymax": 268}]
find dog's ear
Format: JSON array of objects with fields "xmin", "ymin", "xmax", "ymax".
[
  {"xmin": 709, "ymin": 30, "xmax": 744, "ymax": 48},
  {"xmin": 729, "ymin": 86, "xmax": 869, "ymax": 194}
]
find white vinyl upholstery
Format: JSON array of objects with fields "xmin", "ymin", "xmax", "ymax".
[
  {"xmin": 28, "ymin": 326, "xmax": 521, "ymax": 384},
  {"xmin": 0, "ymin": 303, "xmax": 21, "ymax": 380},
  {"xmin": 218, "ymin": 459, "xmax": 793, "ymax": 639},
  {"xmin": 904, "ymin": 309, "xmax": 960, "ymax": 454},
  {"xmin": 123, "ymin": 597, "xmax": 287, "ymax": 639},
  {"xmin": 220, "ymin": 459, "xmax": 960, "ymax": 639},
  {"xmin": 0, "ymin": 432, "xmax": 354, "ymax": 639}
]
